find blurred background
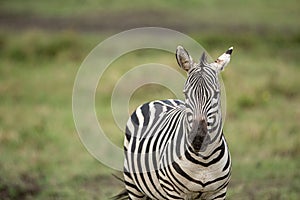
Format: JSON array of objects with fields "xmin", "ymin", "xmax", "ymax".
[{"xmin": 0, "ymin": 0, "xmax": 299, "ymax": 199}]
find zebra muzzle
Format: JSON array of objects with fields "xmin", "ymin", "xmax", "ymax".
[{"xmin": 189, "ymin": 117, "xmax": 209, "ymax": 152}]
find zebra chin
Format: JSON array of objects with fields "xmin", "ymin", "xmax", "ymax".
[{"xmin": 190, "ymin": 134, "xmax": 211, "ymax": 153}]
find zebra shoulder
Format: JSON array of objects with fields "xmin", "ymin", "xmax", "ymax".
[{"xmin": 129, "ymin": 99, "xmax": 185, "ymax": 126}]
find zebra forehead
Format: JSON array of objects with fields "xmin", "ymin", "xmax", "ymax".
[
  {"xmin": 190, "ymin": 64, "xmax": 216, "ymax": 74},
  {"xmin": 188, "ymin": 67, "xmax": 217, "ymax": 83},
  {"xmin": 183, "ymin": 69, "xmax": 220, "ymax": 95}
]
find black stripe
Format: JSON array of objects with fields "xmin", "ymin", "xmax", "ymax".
[
  {"xmin": 141, "ymin": 103, "xmax": 150, "ymax": 126},
  {"xmin": 185, "ymin": 143, "xmax": 225, "ymax": 167},
  {"xmin": 162, "ymin": 99, "xmax": 173, "ymax": 106},
  {"xmin": 130, "ymin": 137, "xmax": 136, "ymax": 152},
  {"xmin": 186, "ymin": 139, "xmax": 225, "ymax": 160},
  {"xmin": 125, "ymin": 126, "xmax": 131, "ymax": 141},
  {"xmin": 131, "ymin": 111, "xmax": 139, "ymax": 126},
  {"xmin": 137, "ymin": 138, "xmax": 145, "ymax": 153},
  {"xmin": 174, "ymin": 99, "xmax": 184, "ymax": 106},
  {"xmin": 222, "ymin": 152, "xmax": 231, "ymax": 171},
  {"xmin": 215, "ymin": 179, "xmax": 229, "ymax": 191},
  {"xmin": 214, "ymin": 191, "xmax": 227, "ymax": 199},
  {"xmin": 175, "ymin": 120, "xmax": 184, "ymax": 157}
]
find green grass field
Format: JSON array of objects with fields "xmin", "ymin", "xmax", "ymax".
[{"xmin": 0, "ymin": 0, "xmax": 300, "ymax": 199}]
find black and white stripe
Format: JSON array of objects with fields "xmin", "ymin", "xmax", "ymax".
[{"xmin": 118, "ymin": 46, "xmax": 233, "ymax": 200}]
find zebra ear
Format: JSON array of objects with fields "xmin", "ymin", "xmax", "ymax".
[
  {"xmin": 176, "ymin": 46, "xmax": 193, "ymax": 72},
  {"xmin": 211, "ymin": 47, "xmax": 233, "ymax": 71}
]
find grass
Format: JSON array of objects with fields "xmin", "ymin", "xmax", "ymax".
[
  {"xmin": 0, "ymin": 29, "xmax": 299, "ymax": 199},
  {"xmin": 0, "ymin": 0, "xmax": 300, "ymax": 199},
  {"xmin": 0, "ymin": 31, "xmax": 119, "ymax": 199}
]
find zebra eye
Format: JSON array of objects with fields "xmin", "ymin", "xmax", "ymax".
[
  {"xmin": 186, "ymin": 112, "xmax": 193, "ymax": 122},
  {"xmin": 213, "ymin": 91, "xmax": 220, "ymax": 99}
]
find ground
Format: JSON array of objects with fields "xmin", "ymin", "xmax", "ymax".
[{"xmin": 0, "ymin": 0, "xmax": 299, "ymax": 199}]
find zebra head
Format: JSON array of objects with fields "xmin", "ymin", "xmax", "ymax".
[{"xmin": 176, "ymin": 46, "xmax": 233, "ymax": 152}]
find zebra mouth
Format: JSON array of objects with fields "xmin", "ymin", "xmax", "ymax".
[{"xmin": 191, "ymin": 134, "xmax": 211, "ymax": 152}]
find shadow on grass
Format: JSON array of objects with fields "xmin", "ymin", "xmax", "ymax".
[{"xmin": 0, "ymin": 173, "xmax": 41, "ymax": 200}]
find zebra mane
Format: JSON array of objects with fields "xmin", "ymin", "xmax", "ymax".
[{"xmin": 199, "ymin": 52, "xmax": 209, "ymax": 68}]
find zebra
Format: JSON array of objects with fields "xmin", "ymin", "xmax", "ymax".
[{"xmin": 115, "ymin": 46, "xmax": 233, "ymax": 200}]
